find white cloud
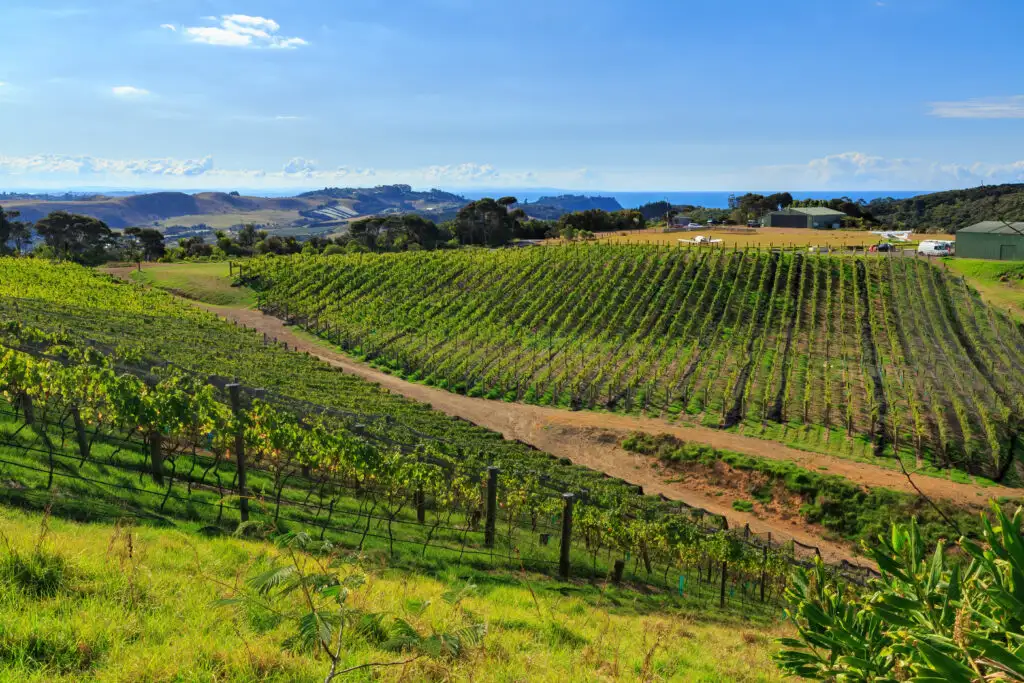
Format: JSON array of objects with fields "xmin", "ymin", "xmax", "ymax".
[
  {"xmin": 928, "ymin": 96, "xmax": 1024, "ymax": 119},
  {"xmin": 111, "ymin": 85, "xmax": 151, "ymax": 98},
  {"xmin": 755, "ymin": 151, "xmax": 1024, "ymax": 190},
  {"xmin": 0, "ymin": 154, "xmax": 213, "ymax": 177},
  {"xmin": 423, "ymin": 163, "xmax": 500, "ymax": 182},
  {"xmin": 160, "ymin": 23, "xmax": 176, "ymax": 31},
  {"xmin": 177, "ymin": 15, "xmax": 308, "ymax": 49},
  {"xmin": 283, "ymin": 157, "xmax": 317, "ymax": 175}
]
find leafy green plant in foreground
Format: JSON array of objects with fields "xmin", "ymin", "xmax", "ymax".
[
  {"xmin": 215, "ymin": 531, "xmax": 486, "ymax": 682},
  {"xmin": 776, "ymin": 503, "xmax": 1024, "ymax": 681}
]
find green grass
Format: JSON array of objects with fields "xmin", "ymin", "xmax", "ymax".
[
  {"xmin": 0, "ymin": 505, "xmax": 789, "ymax": 682},
  {"xmin": 154, "ymin": 210, "xmax": 303, "ymax": 230},
  {"xmin": 129, "ymin": 262, "xmax": 256, "ymax": 307},
  {"xmin": 944, "ymin": 257, "xmax": 1024, "ymax": 322}
]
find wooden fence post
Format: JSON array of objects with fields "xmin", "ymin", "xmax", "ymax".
[
  {"xmin": 760, "ymin": 544, "xmax": 768, "ymax": 603},
  {"xmin": 227, "ymin": 384, "xmax": 249, "ymax": 523},
  {"xmin": 149, "ymin": 432, "xmax": 164, "ymax": 485},
  {"xmin": 612, "ymin": 559, "xmax": 625, "ymax": 584},
  {"xmin": 484, "ymin": 467, "xmax": 499, "ymax": 549},
  {"xmin": 720, "ymin": 516, "xmax": 729, "ymax": 609},
  {"xmin": 71, "ymin": 406, "xmax": 90, "ymax": 460},
  {"xmin": 559, "ymin": 493, "xmax": 575, "ymax": 579},
  {"xmin": 415, "ymin": 488, "xmax": 426, "ymax": 523}
]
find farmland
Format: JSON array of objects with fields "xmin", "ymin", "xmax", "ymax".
[
  {"xmin": 247, "ymin": 245, "xmax": 1024, "ymax": 484},
  {"xmin": 593, "ymin": 227, "xmax": 946, "ymax": 249}
]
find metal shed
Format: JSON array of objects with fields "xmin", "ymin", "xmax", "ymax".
[
  {"xmin": 955, "ymin": 221, "xmax": 1024, "ymax": 261},
  {"xmin": 762, "ymin": 207, "xmax": 845, "ymax": 229}
]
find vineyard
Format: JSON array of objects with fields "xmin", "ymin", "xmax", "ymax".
[
  {"xmin": 0, "ymin": 257, "xmax": 891, "ymax": 614},
  {"xmin": 245, "ymin": 246, "xmax": 1024, "ymax": 484}
]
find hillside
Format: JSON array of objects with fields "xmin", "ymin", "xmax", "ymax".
[
  {"xmin": 0, "ymin": 191, "xmax": 318, "ymax": 229},
  {"xmin": 868, "ymin": 183, "xmax": 1024, "ymax": 232},
  {"xmin": 519, "ymin": 194, "xmax": 624, "ymax": 220},
  {"xmin": 248, "ymin": 247, "xmax": 1024, "ymax": 483},
  {"xmin": 0, "ymin": 504, "xmax": 786, "ymax": 681}
]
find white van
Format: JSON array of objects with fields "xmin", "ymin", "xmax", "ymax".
[{"xmin": 917, "ymin": 240, "xmax": 954, "ymax": 257}]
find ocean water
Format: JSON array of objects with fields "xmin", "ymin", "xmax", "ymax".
[{"xmin": 460, "ymin": 190, "xmax": 924, "ymax": 209}]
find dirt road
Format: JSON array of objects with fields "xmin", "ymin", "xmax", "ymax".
[{"xmin": 176, "ymin": 301, "xmax": 1019, "ymax": 565}]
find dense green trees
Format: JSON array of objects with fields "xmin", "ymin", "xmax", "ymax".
[
  {"xmin": 0, "ymin": 207, "xmax": 31, "ymax": 255},
  {"xmin": 556, "ymin": 209, "xmax": 645, "ymax": 237},
  {"xmin": 452, "ymin": 198, "xmax": 520, "ymax": 247},
  {"xmin": 34, "ymin": 211, "xmax": 114, "ymax": 264},
  {"xmin": 869, "ymin": 183, "xmax": 1024, "ymax": 232},
  {"xmin": 347, "ymin": 214, "xmax": 447, "ymax": 251},
  {"xmin": 124, "ymin": 227, "xmax": 167, "ymax": 261}
]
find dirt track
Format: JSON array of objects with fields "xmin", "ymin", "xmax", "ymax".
[{"xmin": 178, "ymin": 301, "xmax": 1020, "ymax": 566}]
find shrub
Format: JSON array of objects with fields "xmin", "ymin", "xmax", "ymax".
[{"xmin": 731, "ymin": 499, "xmax": 754, "ymax": 513}]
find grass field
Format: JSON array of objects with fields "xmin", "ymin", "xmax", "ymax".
[
  {"xmin": 0, "ymin": 505, "xmax": 787, "ymax": 682},
  {"xmin": 944, "ymin": 257, "xmax": 1024, "ymax": 322},
  {"xmin": 593, "ymin": 227, "xmax": 947, "ymax": 250},
  {"xmin": 155, "ymin": 209, "xmax": 303, "ymax": 230},
  {"xmin": 128, "ymin": 262, "xmax": 256, "ymax": 307}
]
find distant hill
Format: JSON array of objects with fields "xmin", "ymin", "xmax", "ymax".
[
  {"xmin": 0, "ymin": 192, "xmax": 317, "ymax": 229},
  {"xmin": 0, "ymin": 185, "xmax": 627, "ymax": 231},
  {"xmin": 868, "ymin": 184, "xmax": 1024, "ymax": 232},
  {"xmin": 518, "ymin": 194, "xmax": 623, "ymax": 220},
  {"xmin": 300, "ymin": 185, "xmax": 467, "ymax": 221}
]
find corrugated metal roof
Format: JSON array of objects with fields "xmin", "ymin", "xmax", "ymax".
[
  {"xmin": 791, "ymin": 207, "xmax": 847, "ymax": 216},
  {"xmin": 959, "ymin": 221, "xmax": 1024, "ymax": 235},
  {"xmin": 767, "ymin": 207, "xmax": 845, "ymax": 217}
]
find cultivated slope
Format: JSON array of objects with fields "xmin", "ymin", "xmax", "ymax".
[{"xmin": 248, "ymin": 246, "xmax": 1024, "ymax": 483}]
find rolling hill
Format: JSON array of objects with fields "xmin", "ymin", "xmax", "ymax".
[
  {"xmin": 868, "ymin": 183, "xmax": 1024, "ymax": 232},
  {"xmin": 0, "ymin": 191, "xmax": 318, "ymax": 229}
]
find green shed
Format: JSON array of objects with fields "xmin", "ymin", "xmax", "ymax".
[
  {"xmin": 955, "ymin": 221, "xmax": 1024, "ymax": 261},
  {"xmin": 761, "ymin": 207, "xmax": 846, "ymax": 229}
]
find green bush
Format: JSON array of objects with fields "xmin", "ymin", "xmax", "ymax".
[
  {"xmin": 731, "ymin": 499, "xmax": 754, "ymax": 513},
  {"xmin": 776, "ymin": 504, "xmax": 1024, "ymax": 681}
]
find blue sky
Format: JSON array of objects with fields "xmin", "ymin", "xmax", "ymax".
[{"xmin": 0, "ymin": 0, "xmax": 1022, "ymax": 192}]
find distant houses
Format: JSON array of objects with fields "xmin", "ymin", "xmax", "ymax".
[
  {"xmin": 761, "ymin": 207, "xmax": 845, "ymax": 229},
  {"xmin": 955, "ymin": 221, "xmax": 1024, "ymax": 260}
]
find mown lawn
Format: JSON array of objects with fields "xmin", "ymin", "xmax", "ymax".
[
  {"xmin": 944, "ymin": 257, "xmax": 1024, "ymax": 322},
  {"xmin": 128, "ymin": 262, "xmax": 255, "ymax": 308},
  {"xmin": 0, "ymin": 505, "xmax": 790, "ymax": 682}
]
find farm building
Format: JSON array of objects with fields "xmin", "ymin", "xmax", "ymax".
[
  {"xmin": 955, "ymin": 221, "xmax": 1024, "ymax": 260},
  {"xmin": 762, "ymin": 207, "xmax": 845, "ymax": 229}
]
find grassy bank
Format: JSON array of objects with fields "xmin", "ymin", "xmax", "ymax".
[
  {"xmin": 620, "ymin": 432, "xmax": 999, "ymax": 551},
  {"xmin": 128, "ymin": 262, "xmax": 255, "ymax": 307},
  {"xmin": 944, "ymin": 257, "xmax": 1024, "ymax": 322},
  {"xmin": 0, "ymin": 505, "xmax": 787, "ymax": 682}
]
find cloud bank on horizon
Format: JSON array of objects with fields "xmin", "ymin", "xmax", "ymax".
[
  {"xmin": 1, "ymin": 0, "xmax": 1022, "ymax": 192},
  {"xmin": 2, "ymin": 151, "xmax": 1022, "ymax": 192}
]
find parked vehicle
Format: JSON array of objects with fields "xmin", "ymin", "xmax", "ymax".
[
  {"xmin": 870, "ymin": 242, "xmax": 897, "ymax": 253},
  {"xmin": 917, "ymin": 240, "xmax": 954, "ymax": 256}
]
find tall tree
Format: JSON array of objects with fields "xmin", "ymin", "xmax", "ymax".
[
  {"xmin": 125, "ymin": 227, "xmax": 167, "ymax": 261},
  {"xmin": 0, "ymin": 207, "xmax": 23, "ymax": 254},
  {"xmin": 34, "ymin": 211, "xmax": 114, "ymax": 263},
  {"xmin": 453, "ymin": 199, "xmax": 518, "ymax": 247}
]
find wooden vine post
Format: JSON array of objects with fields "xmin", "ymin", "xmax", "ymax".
[
  {"xmin": 559, "ymin": 492, "xmax": 575, "ymax": 579},
  {"xmin": 227, "ymin": 384, "xmax": 250, "ymax": 523},
  {"xmin": 484, "ymin": 466, "xmax": 499, "ymax": 549},
  {"xmin": 720, "ymin": 516, "xmax": 729, "ymax": 609}
]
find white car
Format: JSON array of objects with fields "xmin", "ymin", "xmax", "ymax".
[{"xmin": 917, "ymin": 240, "xmax": 954, "ymax": 257}]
